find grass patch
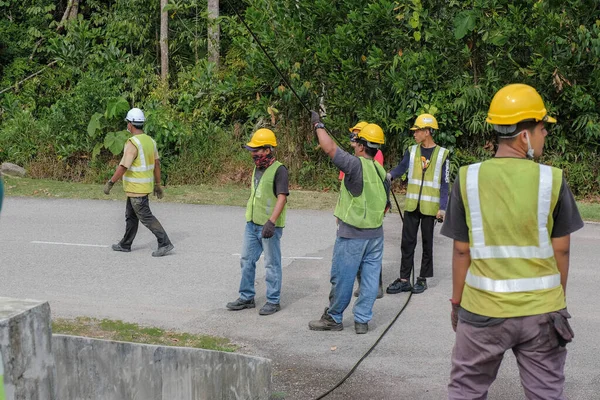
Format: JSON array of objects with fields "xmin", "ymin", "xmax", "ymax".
[
  {"xmin": 576, "ymin": 201, "xmax": 600, "ymax": 222},
  {"xmin": 2, "ymin": 175, "xmax": 343, "ymax": 211},
  {"xmin": 52, "ymin": 317, "xmax": 237, "ymax": 352}
]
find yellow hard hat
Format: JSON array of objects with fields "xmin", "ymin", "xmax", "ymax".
[
  {"xmin": 486, "ymin": 84, "xmax": 557, "ymax": 126},
  {"xmin": 349, "ymin": 121, "xmax": 368, "ymax": 133},
  {"xmin": 357, "ymin": 123, "xmax": 385, "ymax": 147},
  {"xmin": 410, "ymin": 114, "xmax": 439, "ymax": 130},
  {"xmin": 245, "ymin": 128, "xmax": 277, "ymax": 149}
]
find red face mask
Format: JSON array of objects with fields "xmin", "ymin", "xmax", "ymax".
[{"xmin": 252, "ymin": 152, "xmax": 275, "ymax": 169}]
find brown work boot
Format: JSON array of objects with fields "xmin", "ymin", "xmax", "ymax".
[{"xmin": 309, "ymin": 308, "xmax": 343, "ymax": 331}]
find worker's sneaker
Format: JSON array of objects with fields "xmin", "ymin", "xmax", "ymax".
[
  {"xmin": 111, "ymin": 243, "xmax": 131, "ymax": 253},
  {"xmin": 355, "ymin": 322, "xmax": 368, "ymax": 334},
  {"xmin": 412, "ymin": 278, "xmax": 428, "ymax": 294},
  {"xmin": 152, "ymin": 243, "xmax": 174, "ymax": 257},
  {"xmin": 259, "ymin": 302, "xmax": 281, "ymax": 316},
  {"xmin": 309, "ymin": 310, "xmax": 343, "ymax": 331},
  {"xmin": 386, "ymin": 279, "xmax": 412, "ymax": 294},
  {"xmin": 226, "ymin": 298, "xmax": 255, "ymax": 311}
]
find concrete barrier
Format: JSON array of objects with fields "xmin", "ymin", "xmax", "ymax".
[
  {"xmin": 0, "ymin": 297, "xmax": 56, "ymax": 400},
  {"xmin": 53, "ymin": 335, "xmax": 272, "ymax": 400},
  {"xmin": 0, "ymin": 297, "xmax": 271, "ymax": 400}
]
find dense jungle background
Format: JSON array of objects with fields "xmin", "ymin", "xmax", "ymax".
[{"xmin": 1, "ymin": 0, "xmax": 599, "ymax": 195}]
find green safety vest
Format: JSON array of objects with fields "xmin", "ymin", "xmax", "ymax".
[
  {"xmin": 334, "ymin": 157, "xmax": 387, "ymax": 229},
  {"xmin": 245, "ymin": 161, "xmax": 287, "ymax": 227},
  {"xmin": 0, "ymin": 348, "xmax": 5, "ymax": 400},
  {"xmin": 459, "ymin": 158, "xmax": 565, "ymax": 318},
  {"xmin": 123, "ymin": 134, "xmax": 156, "ymax": 194},
  {"xmin": 404, "ymin": 145, "xmax": 448, "ymax": 216}
]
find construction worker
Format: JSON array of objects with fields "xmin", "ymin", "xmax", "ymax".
[
  {"xmin": 103, "ymin": 108, "xmax": 174, "ymax": 257},
  {"xmin": 344, "ymin": 121, "xmax": 385, "ymax": 299},
  {"xmin": 442, "ymin": 83, "xmax": 583, "ymax": 399},
  {"xmin": 386, "ymin": 114, "xmax": 449, "ymax": 294},
  {"xmin": 226, "ymin": 128, "xmax": 289, "ymax": 316},
  {"xmin": 308, "ymin": 111, "xmax": 389, "ymax": 334}
]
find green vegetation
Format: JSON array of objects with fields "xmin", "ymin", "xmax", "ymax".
[
  {"xmin": 52, "ymin": 317, "xmax": 237, "ymax": 352},
  {"xmin": 0, "ymin": 1, "xmax": 598, "ymax": 195}
]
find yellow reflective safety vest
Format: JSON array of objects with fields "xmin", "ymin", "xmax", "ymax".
[
  {"xmin": 459, "ymin": 158, "xmax": 565, "ymax": 318},
  {"xmin": 123, "ymin": 134, "xmax": 156, "ymax": 194},
  {"xmin": 245, "ymin": 161, "xmax": 287, "ymax": 227},
  {"xmin": 334, "ymin": 157, "xmax": 387, "ymax": 229},
  {"xmin": 404, "ymin": 145, "xmax": 448, "ymax": 216}
]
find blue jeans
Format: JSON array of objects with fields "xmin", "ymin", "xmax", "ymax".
[
  {"xmin": 328, "ymin": 236, "xmax": 384, "ymax": 324},
  {"xmin": 239, "ymin": 222, "xmax": 283, "ymax": 304}
]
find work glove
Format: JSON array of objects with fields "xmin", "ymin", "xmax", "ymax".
[
  {"xmin": 450, "ymin": 300, "xmax": 460, "ymax": 332},
  {"xmin": 153, "ymin": 185, "xmax": 164, "ymax": 199},
  {"xmin": 310, "ymin": 110, "xmax": 322, "ymax": 129},
  {"xmin": 262, "ymin": 220, "xmax": 275, "ymax": 239},
  {"xmin": 103, "ymin": 180, "xmax": 114, "ymax": 195},
  {"xmin": 436, "ymin": 210, "xmax": 446, "ymax": 223}
]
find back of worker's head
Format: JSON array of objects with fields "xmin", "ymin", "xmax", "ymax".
[
  {"xmin": 356, "ymin": 124, "xmax": 384, "ymax": 157},
  {"xmin": 125, "ymin": 108, "xmax": 145, "ymax": 130},
  {"xmin": 486, "ymin": 84, "xmax": 556, "ymax": 158}
]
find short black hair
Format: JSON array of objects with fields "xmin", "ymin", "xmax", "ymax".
[{"xmin": 497, "ymin": 120, "xmax": 539, "ymax": 143}]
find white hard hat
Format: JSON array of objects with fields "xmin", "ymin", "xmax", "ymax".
[{"xmin": 125, "ymin": 108, "xmax": 145, "ymax": 124}]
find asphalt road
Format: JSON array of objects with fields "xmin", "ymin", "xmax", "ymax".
[{"xmin": 1, "ymin": 196, "xmax": 598, "ymax": 399}]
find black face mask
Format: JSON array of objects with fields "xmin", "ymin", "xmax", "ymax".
[{"xmin": 252, "ymin": 152, "xmax": 275, "ymax": 169}]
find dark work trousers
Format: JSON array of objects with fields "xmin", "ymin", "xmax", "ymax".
[
  {"xmin": 400, "ymin": 209, "xmax": 435, "ymax": 280},
  {"xmin": 119, "ymin": 196, "xmax": 171, "ymax": 249}
]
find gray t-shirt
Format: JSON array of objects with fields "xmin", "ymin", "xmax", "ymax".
[
  {"xmin": 441, "ymin": 161, "xmax": 584, "ymax": 325},
  {"xmin": 332, "ymin": 147, "xmax": 385, "ymax": 239}
]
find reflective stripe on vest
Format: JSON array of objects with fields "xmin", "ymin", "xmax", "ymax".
[
  {"xmin": 465, "ymin": 269, "xmax": 561, "ymax": 293},
  {"xmin": 466, "ymin": 162, "xmax": 555, "ymax": 262}
]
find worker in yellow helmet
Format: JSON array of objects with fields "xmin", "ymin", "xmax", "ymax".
[
  {"xmin": 104, "ymin": 108, "xmax": 174, "ymax": 257},
  {"xmin": 308, "ymin": 111, "xmax": 389, "ymax": 334},
  {"xmin": 441, "ymin": 84, "xmax": 583, "ymax": 398},
  {"xmin": 386, "ymin": 113, "xmax": 450, "ymax": 295},
  {"xmin": 343, "ymin": 121, "xmax": 386, "ymax": 299},
  {"xmin": 226, "ymin": 128, "xmax": 289, "ymax": 316}
]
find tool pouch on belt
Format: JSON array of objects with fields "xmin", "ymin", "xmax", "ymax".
[{"xmin": 550, "ymin": 309, "xmax": 574, "ymax": 347}]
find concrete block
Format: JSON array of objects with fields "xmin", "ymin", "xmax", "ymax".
[
  {"xmin": 53, "ymin": 335, "xmax": 271, "ymax": 400},
  {"xmin": 0, "ymin": 297, "xmax": 56, "ymax": 400}
]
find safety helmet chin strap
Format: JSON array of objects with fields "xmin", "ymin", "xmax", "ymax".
[{"xmin": 525, "ymin": 133, "xmax": 535, "ymax": 159}]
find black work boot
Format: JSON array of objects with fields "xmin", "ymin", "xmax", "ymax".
[
  {"xmin": 152, "ymin": 243, "xmax": 174, "ymax": 257},
  {"xmin": 386, "ymin": 278, "xmax": 412, "ymax": 294},
  {"xmin": 112, "ymin": 243, "xmax": 131, "ymax": 253},
  {"xmin": 309, "ymin": 308, "xmax": 343, "ymax": 331},
  {"xmin": 355, "ymin": 322, "xmax": 368, "ymax": 334},
  {"xmin": 226, "ymin": 298, "xmax": 255, "ymax": 311},
  {"xmin": 412, "ymin": 278, "xmax": 428, "ymax": 294},
  {"xmin": 259, "ymin": 302, "xmax": 281, "ymax": 316}
]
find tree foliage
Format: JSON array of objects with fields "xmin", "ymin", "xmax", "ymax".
[{"xmin": 0, "ymin": 0, "xmax": 599, "ymax": 194}]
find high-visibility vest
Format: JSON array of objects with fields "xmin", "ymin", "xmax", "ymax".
[
  {"xmin": 459, "ymin": 158, "xmax": 565, "ymax": 318},
  {"xmin": 404, "ymin": 145, "xmax": 448, "ymax": 216},
  {"xmin": 0, "ymin": 348, "xmax": 5, "ymax": 400},
  {"xmin": 245, "ymin": 161, "xmax": 287, "ymax": 227},
  {"xmin": 334, "ymin": 157, "xmax": 387, "ymax": 229},
  {"xmin": 123, "ymin": 134, "xmax": 156, "ymax": 194}
]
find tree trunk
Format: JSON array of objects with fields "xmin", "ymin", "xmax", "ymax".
[
  {"xmin": 160, "ymin": 0, "xmax": 169, "ymax": 84},
  {"xmin": 68, "ymin": 0, "xmax": 79, "ymax": 20},
  {"xmin": 207, "ymin": 0, "xmax": 219, "ymax": 66}
]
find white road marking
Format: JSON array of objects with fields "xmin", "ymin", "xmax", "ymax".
[
  {"xmin": 31, "ymin": 241, "xmax": 110, "ymax": 248},
  {"xmin": 231, "ymin": 253, "xmax": 322, "ymax": 260}
]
